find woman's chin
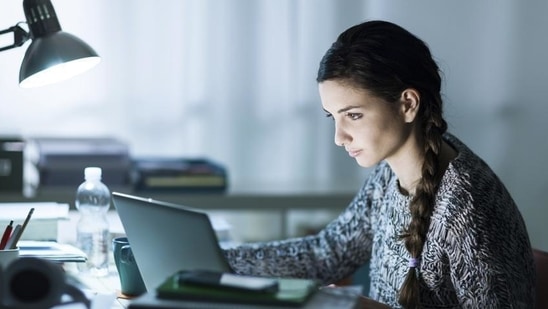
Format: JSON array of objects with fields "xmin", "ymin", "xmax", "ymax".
[{"xmin": 355, "ymin": 157, "xmax": 378, "ymax": 168}]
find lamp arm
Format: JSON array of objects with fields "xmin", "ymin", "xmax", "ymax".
[{"xmin": 0, "ymin": 23, "xmax": 30, "ymax": 52}]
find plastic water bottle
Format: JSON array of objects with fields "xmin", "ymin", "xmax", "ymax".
[{"xmin": 75, "ymin": 167, "xmax": 111, "ymax": 277}]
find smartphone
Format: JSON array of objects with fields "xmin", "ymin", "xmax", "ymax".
[{"xmin": 176, "ymin": 270, "xmax": 279, "ymax": 293}]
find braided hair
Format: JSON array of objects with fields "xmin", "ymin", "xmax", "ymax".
[{"xmin": 317, "ymin": 20, "xmax": 447, "ymax": 308}]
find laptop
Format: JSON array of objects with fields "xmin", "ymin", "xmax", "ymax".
[{"xmin": 111, "ymin": 192, "xmax": 233, "ymax": 292}]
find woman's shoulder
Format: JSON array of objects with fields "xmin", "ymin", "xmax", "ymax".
[
  {"xmin": 436, "ymin": 133, "xmax": 520, "ymax": 225},
  {"xmin": 442, "ymin": 133, "xmax": 509, "ymax": 195}
]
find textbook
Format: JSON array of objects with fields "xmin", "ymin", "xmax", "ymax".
[{"xmin": 155, "ymin": 270, "xmax": 319, "ymax": 307}]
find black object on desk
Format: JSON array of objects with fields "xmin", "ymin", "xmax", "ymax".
[
  {"xmin": 28, "ymin": 137, "xmax": 131, "ymax": 187},
  {"xmin": 0, "ymin": 137, "xmax": 24, "ymax": 192},
  {"xmin": 175, "ymin": 270, "xmax": 280, "ymax": 294}
]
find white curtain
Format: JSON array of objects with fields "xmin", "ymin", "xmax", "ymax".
[
  {"xmin": 113, "ymin": 0, "xmax": 369, "ymax": 191},
  {"xmin": 0, "ymin": 0, "xmax": 369, "ymax": 193}
]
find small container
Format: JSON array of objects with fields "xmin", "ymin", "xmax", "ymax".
[{"xmin": 0, "ymin": 247, "xmax": 20, "ymax": 269}]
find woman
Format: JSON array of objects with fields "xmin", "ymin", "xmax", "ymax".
[{"xmin": 223, "ymin": 20, "xmax": 535, "ymax": 308}]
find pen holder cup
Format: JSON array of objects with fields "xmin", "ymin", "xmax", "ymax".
[
  {"xmin": 112, "ymin": 237, "xmax": 146, "ymax": 297},
  {"xmin": 0, "ymin": 247, "xmax": 19, "ymax": 270}
]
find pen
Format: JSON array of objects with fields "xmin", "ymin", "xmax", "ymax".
[
  {"xmin": 4, "ymin": 224, "xmax": 21, "ymax": 250},
  {"xmin": 0, "ymin": 220, "xmax": 13, "ymax": 250},
  {"xmin": 8, "ymin": 207, "xmax": 35, "ymax": 250}
]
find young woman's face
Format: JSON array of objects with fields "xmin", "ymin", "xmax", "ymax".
[{"xmin": 319, "ymin": 80, "xmax": 412, "ymax": 168}]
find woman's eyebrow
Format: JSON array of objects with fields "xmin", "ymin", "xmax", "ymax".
[
  {"xmin": 323, "ymin": 105, "xmax": 361, "ymax": 114},
  {"xmin": 336, "ymin": 105, "xmax": 361, "ymax": 114}
]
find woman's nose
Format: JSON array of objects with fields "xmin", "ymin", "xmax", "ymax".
[{"xmin": 334, "ymin": 125, "xmax": 350, "ymax": 147}]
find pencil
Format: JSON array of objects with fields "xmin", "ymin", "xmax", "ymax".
[{"xmin": 9, "ymin": 207, "xmax": 34, "ymax": 249}]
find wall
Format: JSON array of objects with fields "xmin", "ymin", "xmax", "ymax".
[
  {"xmin": 365, "ymin": 0, "xmax": 548, "ymax": 251},
  {"xmin": 0, "ymin": 0, "xmax": 546, "ymax": 250}
]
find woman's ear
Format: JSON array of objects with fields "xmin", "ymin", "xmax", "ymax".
[{"xmin": 400, "ymin": 88, "xmax": 420, "ymax": 123}]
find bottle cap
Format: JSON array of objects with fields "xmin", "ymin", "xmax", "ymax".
[{"xmin": 84, "ymin": 167, "xmax": 102, "ymax": 180}]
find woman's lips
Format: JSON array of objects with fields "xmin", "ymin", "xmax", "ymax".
[{"xmin": 347, "ymin": 149, "xmax": 362, "ymax": 158}]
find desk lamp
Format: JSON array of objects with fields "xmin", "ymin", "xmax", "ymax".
[{"xmin": 0, "ymin": 0, "xmax": 100, "ymax": 88}]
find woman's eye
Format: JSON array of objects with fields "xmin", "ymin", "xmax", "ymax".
[
  {"xmin": 347, "ymin": 112, "xmax": 362, "ymax": 120},
  {"xmin": 324, "ymin": 113, "xmax": 333, "ymax": 119}
]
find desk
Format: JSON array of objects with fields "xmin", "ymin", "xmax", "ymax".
[
  {"xmin": 7, "ymin": 188, "xmax": 357, "ymax": 308},
  {"xmin": 57, "ymin": 219, "xmax": 361, "ymax": 309}
]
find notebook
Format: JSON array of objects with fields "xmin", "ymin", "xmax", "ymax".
[
  {"xmin": 155, "ymin": 270, "xmax": 318, "ymax": 307},
  {"xmin": 111, "ymin": 192, "xmax": 233, "ymax": 292}
]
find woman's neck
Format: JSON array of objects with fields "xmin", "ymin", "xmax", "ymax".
[
  {"xmin": 388, "ymin": 139, "xmax": 457, "ymax": 196},
  {"xmin": 386, "ymin": 136, "xmax": 423, "ymax": 196}
]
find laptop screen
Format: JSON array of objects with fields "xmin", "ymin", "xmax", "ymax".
[{"xmin": 112, "ymin": 192, "xmax": 233, "ymax": 291}]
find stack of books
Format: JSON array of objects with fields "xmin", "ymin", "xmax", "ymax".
[{"xmin": 131, "ymin": 158, "xmax": 228, "ymax": 193}]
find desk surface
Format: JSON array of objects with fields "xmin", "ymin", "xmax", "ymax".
[
  {"xmin": 12, "ymin": 187, "xmax": 356, "ymax": 308},
  {"xmin": 63, "ymin": 258, "xmax": 129, "ymax": 308},
  {"xmin": 56, "ymin": 215, "xmax": 361, "ymax": 309}
]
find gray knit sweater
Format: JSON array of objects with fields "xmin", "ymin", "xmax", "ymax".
[{"xmin": 223, "ymin": 134, "xmax": 535, "ymax": 308}]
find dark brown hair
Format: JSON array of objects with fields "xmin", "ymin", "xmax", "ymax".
[{"xmin": 317, "ymin": 20, "xmax": 447, "ymax": 308}]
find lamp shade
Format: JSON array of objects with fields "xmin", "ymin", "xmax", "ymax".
[{"xmin": 18, "ymin": 31, "xmax": 100, "ymax": 88}]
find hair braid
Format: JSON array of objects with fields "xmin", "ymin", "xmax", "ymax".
[{"xmin": 398, "ymin": 98, "xmax": 447, "ymax": 309}]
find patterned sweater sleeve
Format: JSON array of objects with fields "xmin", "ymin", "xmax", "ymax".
[
  {"xmin": 440, "ymin": 170, "xmax": 535, "ymax": 308},
  {"xmin": 223, "ymin": 164, "xmax": 390, "ymax": 284}
]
